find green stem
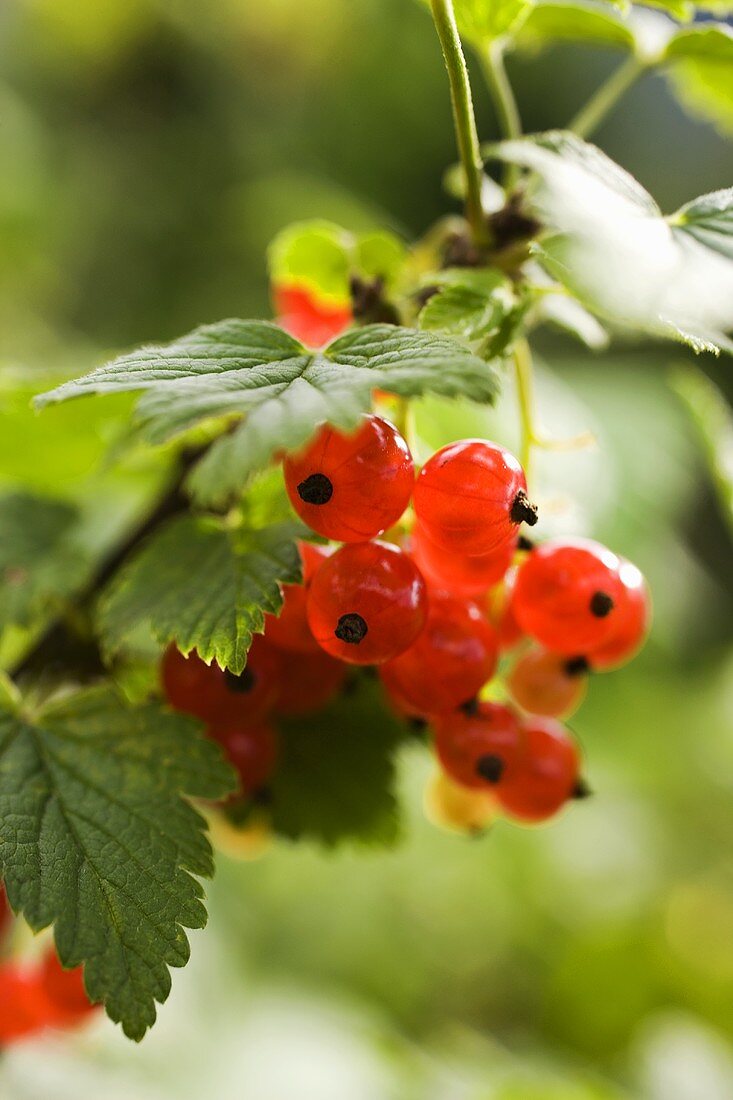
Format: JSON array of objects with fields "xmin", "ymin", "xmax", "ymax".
[
  {"xmin": 569, "ymin": 56, "xmax": 646, "ymax": 140},
  {"xmin": 479, "ymin": 40, "xmax": 522, "ymax": 189},
  {"xmin": 514, "ymin": 338, "xmax": 535, "ymax": 483},
  {"xmin": 430, "ymin": 0, "xmax": 488, "ymax": 244}
]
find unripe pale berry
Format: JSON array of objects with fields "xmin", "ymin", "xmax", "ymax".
[
  {"xmin": 507, "ymin": 647, "xmax": 588, "ymax": 719},
  {"xmin": 307, "ymin": 540, "xmax": 427, "ymax": 664},
  {"xmin": 498, "ymin": 717, "xmax": 582, "ymax": 824},
  {"xmin": 433, "ymin": 701, "xmax": 523, "ymax": 790},
  {"xmin": 424, "ymin": 769, "xmax": 499, "ymax": 834},
  {"xmin": 413, "ymin": 439, "xmax": 537, "ymax": 555},
  {"xmin": 283, "ymin": 415, "xmax": 414, "ymax": 542},
  {"xmin": 380, "ymin": 592, "xmax": 499, "ymax": 715},
  {"xmin": 511, "ymin": 538, "xmax": 624, "ymax": 655}
]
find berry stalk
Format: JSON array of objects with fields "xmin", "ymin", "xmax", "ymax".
[{"xmin": 429, "ymin": 0, "xmax": 488, "ymax": 245}]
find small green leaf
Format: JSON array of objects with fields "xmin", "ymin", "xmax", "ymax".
[
  {"xmin": 671, "ymin": 188, "xmax": 733, "ymax": 262},
  {"xmin": 664, "ymin": 25, "xmax": 733, "ymax": 135},
  {"xmin": 271, "ymin": 679, "xmax": 409, "ymax": 848},
  {"xmin": 268, "ymin": 220, "xmax": 407, "ymax": 302},
  {"xmin": 0, "ymin": 686, "xmax": 235, "ymax": 1040},
  {"xmin": 491, "ymin": 132, "xmax": 733, "ymax": 354},
  {"xmin": 37, "ymin": 321, "xmax": 498, "ymax": 505},
  {"xmin": 98, "ymin": 515, "xmax": 304, "ymax": 675},
  {"xmin": 670, "ymin": 366, "xmax": 733, "ymax": 534},
  {"xmin": 418, "ymin": 270, "xmax": 523, "ymax": 358},
  {"xmin": 436, "ymin": 0, "xmax": 534, "ymax": 46},
  {"xmin": 514, "ymin": 0, "xmax": 635, "ymax": 54},
  {"xmin": 268, "ymin": 220, "xmax": 352, "ymax": 303},
  {"xmin": 0, "ymin": 493, "xmax": 90, "ymax": 630}
]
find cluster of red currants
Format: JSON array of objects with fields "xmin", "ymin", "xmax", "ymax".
[
  {"xmin": 0, "ymin": 885, "xmax": 98, "ymax": 1045},
  {"xmin": 163, "ymin": 411, "xmax": 649, "ymax": 829}
]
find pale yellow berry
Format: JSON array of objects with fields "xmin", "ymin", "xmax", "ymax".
[
  {"xmin": 207, "ymin": 809, "xmax": 273, "ymax": 861},
  {"xmin": 423, "ymin": 769, "xmax": 499, "ymax": 835}
]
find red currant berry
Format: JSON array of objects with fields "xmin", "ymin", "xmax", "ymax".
[
  {"xmin": 265, "ymin": 542, "xmax": 329, "ymax": 654},
  {"xmin": 283, "ymin": 415, "xmax": 414, "ymax": 542},
  {"xmin": 587, "ymin": 558, "xmax": 651, "ymax": 670},
  {"xmin": 498, "ymin": 718, "xmax": 581, "ymax": 823},
  {"xmin": 274, "ymin": 283, "xmax": 352, "ymax": 347},
  {"xmin": 40, "ymin": 951, "xmax": 96, "ymax": 1026},
  {"xmin": 276, "ymin": 649, "xmax": 346, "ymax": 716},
  {"xmin": 511, "ymin": 538, "xmax": 624, "ymax": 655},
  {"xmin": 413, "ymin": 439, "xmax": 537, "ymax": 555},
  {"xmin": 0, "ymin": 964, "xmax": 54, "ymax": 1043},
  {"xmin": 434, "ymin": 702, "xmax": 523, "ymax": 790},
  {"xmin": 508, "ymin": 647, "xmax": 588, "ymax": 719},
  {"xmin": 306, "ymin": 540, "xmax": 427, "ymax": 664},
  {"xmin": 380, "ymin": 593, "xmax": 499, "ymax": 715},
  {"xmin": 209, "ymin": 721, "xmax": 278, "ymax": 796},
  {"xmin": 162, "ymin": 637, "xmax": 283, "ymax": 725},
  {"xmin": 411, "ymin": 523, "xmax": 515, "ymax": 597}
]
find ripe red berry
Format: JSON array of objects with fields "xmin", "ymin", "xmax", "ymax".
[
  {"xmin": 411, "ymin": 523, "xmax": 515, "ymax": 597},
  {"xmin": 498, "ymin": 718, "xmax": 581, "ymax": 823},
  {"xmin": 380, "ymin": 593, "xmax": 499, "ymax": 715},
  {"xmin": 413, "ymin": 439, "xmax": 537, "ymax": 555},
  {"xmin": 433, "ymin": 701, "xmax": 523, "ymax": 790},
  {"xmin": 306, "ymin": 540, "xmax": 428, "ymax": 664},
  {"xmin": 40, "ymin": 951, "xmax": 96, "ymax": 1026},
  {"xmin": 283, "ymin": 415, "xmax": 414, "ymax": 542},
  {"xmin": 0, "ymin": 964, "xmax": 55, "ymax": 1043},
  {"xmin": 209, "ymin": 721, "xmax": 278, "ymax": 796},
  {"xmin": 586, "ymin": 558, "xmax": 651, "ymax": 670},
  {"xmin": 507, "ymin": 647, "xmax": 588, "ymax": 719},
  {"xmin": 276, "ymin": 649, "xmax": 346, "ymax": 716},
  {"xmin": 511, "ymin": 538, "xmax": 625, "ymax": 655},
  {"xmin": 162, "ymin": 636, "xmax": 283, "ymax": 725},
  {"xmin": 274, "ymin": 283, "xmax": 352, "ymax": 347},
  {"xmin": 265, "ymin": 542, "xmax": 330, "ymax": 654}
]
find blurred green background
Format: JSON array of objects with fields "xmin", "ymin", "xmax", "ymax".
[{"xmin": 1, "ymin": 0, "xmax": 732, "ymax": 1096}]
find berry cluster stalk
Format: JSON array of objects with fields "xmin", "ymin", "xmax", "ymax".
[{"xmin": 429, "ymin": 0, "xmax": 488, "ymax": 245}]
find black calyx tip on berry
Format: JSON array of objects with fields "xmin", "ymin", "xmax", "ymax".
[
  {"xmin": 476, "ymin": 753, "xmax": 505, "ymax": 784},
  {"xmin": 224, "ymin": 667, "xmax": 256, "ymax": 694},
  {"xmin": 572, "ymin": 778, "xmax": 592, "ymax": 800},
  {"xmin": 252, "ymin": 786, "xmax": 273, "ymax": 806},
  {"xmin": 589, "ymin": 591, "xmax": 614, "ymax": 618},
  {"xmin": 564, "ymin": 655, "xmax": 590, "ymax": 678},
  {"xmin": 517, "ymin": 534, "xmax": 535, "ymax": 552},
  {"xmin": 297, "ymin": 472, "xmax": 333, "ymax": 506},
  {"xmin": 510, "ymin": 489, "xmax": 539, "ymax": 527},
  {"xmin": 408, "ymin": 716, "xmax": 428, "ymax": 734},
  {"xmin": 459, "ymin": 697, "xmax": 479, "ymax": 717},
  {"xmin": 335, "ymin": 612, "xmax": 368, "ymax": 645}
]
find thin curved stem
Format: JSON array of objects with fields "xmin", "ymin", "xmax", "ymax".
[
  {"xmin": 569, "ymin": 56, "xmax": 646, "ymax": 140},
  {"xmin": 479, "ymin": 40, "xmax": 522, "ymax": 189},
  {"xmin": 513, "ymin": 338, "xmax": 535, "ymax": 481},
  {"xmin": 430, "ymin": 0, "xmax": 488, "ymax": 244}
]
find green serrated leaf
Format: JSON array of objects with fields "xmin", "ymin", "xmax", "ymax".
[
  {"xmin": 37, "ymin": 321, "xmax": 498, "ymax": 505},
  {"xmin": 426, "ymin": 0, "xmax": 535, "ymax": 47},
  {"xmin": 664, "ymin": 25, "xmax": 733, "ymax": 135},
  {"xmin": 98, "ymin": 515, "xmax": 304, "ymax": 675},
  {"xmin": 491, "ymin": 132, "xmax": 733, "ymax": 353},
  {"xmin": 0, "ymin": 686, "xmax": 235, "ymax": 1040},
  {"xmin": 0, "ymin": 492, "xmax": 90, "ymax": 630},
  {"xmin": 418, "ymin": 270, "xmax": 524, "ymax": 359},
  {"xmin": 671, "ymin": 187, "xmax": 733, "ymax": 262},
  {"xmin": 271, "ymin": 679, "xmax": 409, "ymax": 848},
  {"xmin": 670, "ymin": 366, "xmax": 733, "ymax": 535},
  {"xmin": 513, "ymin": 0, "xmax": 635, "ymax": 54}
]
